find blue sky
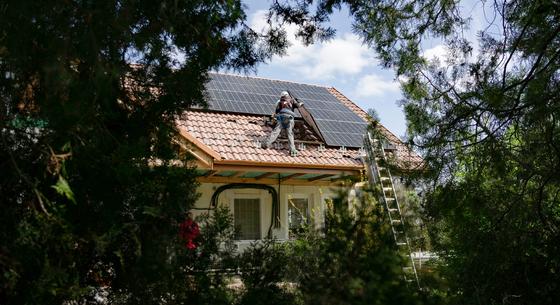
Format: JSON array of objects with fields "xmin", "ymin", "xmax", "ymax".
[
  {"xmin": 232, "ymin": 0, "xmax": 490, "ymax": 139},
  {"xmin": 237, "ymin": 1, "xmax": 411, "ymax": 138}
]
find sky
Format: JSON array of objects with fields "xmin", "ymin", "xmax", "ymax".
[
  {"xmin": 235, "ymin": 1, "xmax": 410, "ymax": 138},
  {"xmin": 229, "ymin": 0, "xmax": 490, "ymax": 139}
]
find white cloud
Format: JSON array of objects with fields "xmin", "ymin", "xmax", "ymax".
[
  {"xmin": 422, "ymin": 44, "xmax": 448, "ymax": 63},
  {"xmin": 422, "ymin": 42, "xmax": 479, "ymax": 67},
  {"xmin": 249, "ymin": 10, "xmax": 374, "ymax": 80},
  {"xmin": 354, "ymin": 74, "xmax": 400, "ymax": 98},
  {"xmin": 249, "ymin": 10, "xmax": 269, "ymax": 34},
  {"xmin": 299, "ymin": 34, "xmax": 372, "ymax": 79}
]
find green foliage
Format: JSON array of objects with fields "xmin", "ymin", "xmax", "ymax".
[
  {"xmin": 236, "ymin": 240, "xmax": 300, "ymax": 305},
  {"xmin": 51, "ymin": 176, "xmax": 76, "ymax": 204},
  {"xmin": 170, "ymin": 207, "xmax": 239, "ymax": 305},
  {"xmin": 0, "ymin": 1, "xmax": 290, "ymax": 303},
  {"xmin": 400, "ymin": 1, "xmax": 560, "ymax": 302},
  {"xmin": 287, "ymin": 200, "xmax": 424, "ymax": 305},
  {"xmin": 232, "ymin": 191, "xmax": 432, "ymax": 305},
  {"xmin": 395, "ymin": 186, "xmax": 431, "ymax": 252},
  {"xmin": 269, "ymin": 0, "xmax": 560, "ymax": 303}
]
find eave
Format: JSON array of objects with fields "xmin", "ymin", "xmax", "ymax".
[{"xmin": 176, "ymin": 130, "xmax": 363, "ymax": 186}]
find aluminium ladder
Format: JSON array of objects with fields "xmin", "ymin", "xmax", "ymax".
[{"xmin": 364, "ymin": 131, "xmax": 420, "ymax": 288}]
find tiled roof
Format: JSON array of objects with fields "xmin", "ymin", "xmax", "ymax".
[
  {"xmin": 177, "ymin": 111, "xmax": 364, "ymax": 169},
  {"xmin": 176, "ymin": 75, "xmax": 422, "ymax": 171}
]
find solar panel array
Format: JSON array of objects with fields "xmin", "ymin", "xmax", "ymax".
[{"xmin": 204, "ymin": 73, "xmax": 367, "ymax": 148}]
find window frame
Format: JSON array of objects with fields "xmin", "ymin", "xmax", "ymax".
[
  {"xmin": 320, "ymin": 194, "xmax": 335, "ymax": 230},
  {"xmin": 232, "ymin": 193, "xmax": 263, "ymax": 241},
  {"xmin": 287, "ymin": 194, "xmax": 311, "ymax": 238}
]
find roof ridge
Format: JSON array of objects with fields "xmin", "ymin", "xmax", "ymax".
[
  {"xmin": 326, "ymin": 87, "xmax": 369, "ymax": 122},
  {"xmin": 208, "ymin": 71, "xmax": 330, "ymax": 89}
]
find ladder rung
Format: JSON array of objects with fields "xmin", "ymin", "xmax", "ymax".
[{"xmin": 368, "ymin": 133, "xmax": 420, "ymax": 288}]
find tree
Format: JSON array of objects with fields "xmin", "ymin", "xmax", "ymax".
[
  {"xmin": 234, "ymin": 189, "xmax": 431, "ymax": 305},
  {"xmin": 287, "ymin": 194, "xmax": 425, "ymax": 305},
  {"xmin": 267, "ymin": 0, "xmax": 560, "ymax": 304},
  {"xmin": 0, "ymin": 1, "xmax": 287, "ymax": 303}
]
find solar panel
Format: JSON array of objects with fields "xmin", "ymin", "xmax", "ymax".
[{"xmin": 204, "ymin": 73, "xmax": 367, "ymax": 147}]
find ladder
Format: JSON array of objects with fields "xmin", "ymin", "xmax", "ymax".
[{"xmin": 364, "ymin": 130, "xmax": 420, "ymax": 288}]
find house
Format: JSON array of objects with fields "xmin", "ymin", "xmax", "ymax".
[{"xmin": 175, "ymin": 73, "xmax": 421, "ymax": 246}]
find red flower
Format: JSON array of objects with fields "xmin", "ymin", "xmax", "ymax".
[{"xmin": 179, "ymin": 218, "xmax": 200, "ymax": 250}]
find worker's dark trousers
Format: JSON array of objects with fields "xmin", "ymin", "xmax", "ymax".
[{"xmin": 264, "ymin": 115, "xmax": 296, "ymax": 152}]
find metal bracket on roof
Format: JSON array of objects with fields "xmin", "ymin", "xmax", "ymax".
[
  {"xmin": 358, "ymin": 146, "xmax": 366, "ymax": 156},
  {"xmin": 298, "ymin": 143, "xmax": 306, "ymax": 151},
  {"xmin": 274, "ymin": 142, "xmax": 284, "ymax": 150},
  {"xmin": 339, "ymin": 146, "xmax": 347, "ymax": 153},
  {"xmin": 253, "ymin": 139, "xmax": 261, "ymax": 148},
  {"xmin": 383, "ymin": 141, "xmax": 397, "ymax": 152},
  {"xmin": 318, "ymin": 144, "xmax": 325, "ymax": 152}
]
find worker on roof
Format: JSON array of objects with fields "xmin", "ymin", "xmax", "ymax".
[{"xmin": 262, "ymin": 91, "xmax": 303, "ymax": 156}]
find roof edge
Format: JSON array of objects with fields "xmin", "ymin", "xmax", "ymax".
[
  {"xmin": 327, "ymin": 87, "xmax": 370, "ymax": 123},
  {"xmin": 213, "ymin": 159, "xmax": 363, "ymax": 172},
  {"xmin": 209, "ymin": 71, "xmax": 330, "ymax": 89},
  {"xmin": 177, "ymin": 128, "xmax": 222, "ymax": 160}
]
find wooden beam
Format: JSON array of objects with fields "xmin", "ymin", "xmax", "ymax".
[
  {"xmin": 308, "ymin": 174, "xmax": 335, "ymax": 182},
  {"xmin": 198, "ymin": 176, "xmax": 345, "ymax": 186},
  {"xmin": 281, "ymin": 173, "xmax": 305, "ymax": 182},
  {"xmin": 212, "ymin": 164, "xmax": 359, "ymax": 176},
  {"xmin": 255, "ymin": 172, "xmax": 278, "ymax": 180},
  {"xmin": 176, "ymin": 128, "xmax": 221, "ymax": 160},
  {"xmin": 204, "ymin": 170, "xmax": 218, "ymax": 177},
  {"xmin": 173, "ymin": 138, "xmax": 213, "ymax": 168},
  {"xmin": 214, "ymin": 159, "xmax": 362, "ymax": 172},
  {"xmin": 230, "ymin": 171, "xmax": 246, "ymax": 178},
  {"xmin": 330, "ymin": 174, "xmax": 353, "ymax": 182}
]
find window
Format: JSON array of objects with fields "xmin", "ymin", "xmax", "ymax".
[
  {"xmin": 288, "ymin": 198, "xmax": 309, "ymax": 237},
  {"xmin": 322, "ymin": 198, "xmax": 333, "ymax": 231},
  {"xmin": 234, "ymin": 198, "xmax": 261, "ymax": 240}
]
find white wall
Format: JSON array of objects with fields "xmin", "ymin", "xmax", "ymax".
[{"xmin": 191, "ymin": 183, "xmax": 342, "ymax": 241}]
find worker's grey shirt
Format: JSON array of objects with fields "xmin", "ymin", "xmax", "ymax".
[{"xmin": 274, "ymin": 99, "xmax": 297, "ymax": 117}]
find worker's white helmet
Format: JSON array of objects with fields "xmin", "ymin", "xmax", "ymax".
[{"xmin": 280, "ymin": 91, "xmax": 289, "ymax": 97}]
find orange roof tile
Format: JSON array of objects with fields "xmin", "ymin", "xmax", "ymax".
[
  {"xmin": 176, "ymin": 76, "xmax": 422, "ymax": 171},
  {"xmin": 177, "ymin": 111, "xmax": 364, "ymax": 169}
]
